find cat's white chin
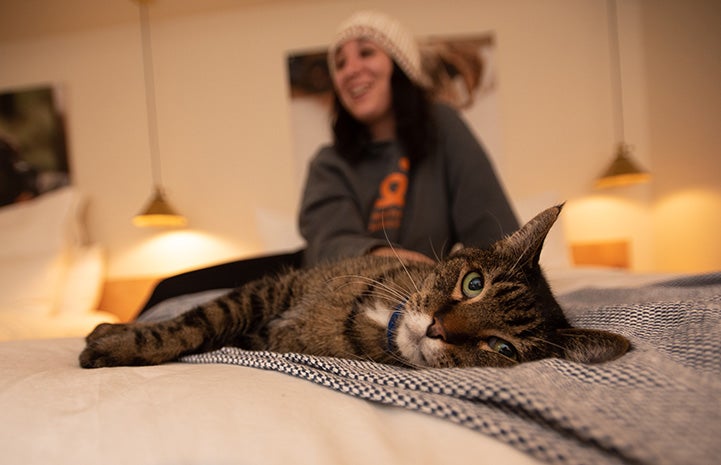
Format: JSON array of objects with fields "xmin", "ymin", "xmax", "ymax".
[{"xmin": 396, "ymin": 312, "xmax": 443, "ymax": 367}]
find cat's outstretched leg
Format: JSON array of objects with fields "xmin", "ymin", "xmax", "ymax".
[
  {"xmin": 80, "ymin": 273, "xmax": 303, "ymax": 369},
  {"xmin": 79, "ymin": 301, "xmax": 239, "ymax": 368},
  {"xmin": 79, "ymin": 319, "xmax": 208, "ymax": 368}
]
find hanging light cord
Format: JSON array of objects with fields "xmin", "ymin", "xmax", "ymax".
[
  {"xmin": 131, "ymin": 0, "xmax": 187, "ymax": 226},
  {"xmin": 595, "ymin": 0, "xmax": 650, "ymax": 188},
  {"xmin": 607, "ymin": 0, "xmax": 626, "ymax": 146},
  {"xmin": 138, "ymin": 0, "xmax": 163, "ymax": 189}
]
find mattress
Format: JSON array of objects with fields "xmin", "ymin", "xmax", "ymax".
[{"xmin": 1, "ymin": 270, "xmax": 719, "ymax": 465}]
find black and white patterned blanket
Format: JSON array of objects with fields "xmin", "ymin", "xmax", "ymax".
[{"xmin": 184, "ymin": 272, "xmax": 721, "ymax": 465}]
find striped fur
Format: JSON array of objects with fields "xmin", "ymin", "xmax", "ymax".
[{"xmin": 80, "ymin": 206, "xmax": 629, "ymax": 369}]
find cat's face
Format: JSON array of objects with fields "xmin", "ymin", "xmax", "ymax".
[
  {"xmin": 391, "ymin": 205, "xmax": 630, "ymax": 368},
  {"xmin": 395, "ymin": 248, "xmax": 564, "ymax": 367}
]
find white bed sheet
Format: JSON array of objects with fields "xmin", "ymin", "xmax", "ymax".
[
  {"xmin": 0, "ymin": 267, "xmax": 696, "ymax": 465},
  {"xmin": 0, "ymin": 337, "xmax": 540, "ymax": 465}
]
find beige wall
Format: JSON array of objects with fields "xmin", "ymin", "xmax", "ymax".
[
  {"xmin": 644, "ymin": 0, "xmax": 721, "ymax": 272},
  {"xmin": 0, "ymin": 0, "xmax": 719, "ymax": 277}
]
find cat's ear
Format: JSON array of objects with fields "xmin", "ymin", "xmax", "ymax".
[
  {"xmin": 449, "ymin": 242, "xmax": 465, "ymax": 255},
  {"xmin": 555, "ymin": 328, "xmax": 630, "ymax": 363},
  {"xmin": 497, "ymin": 204, "xmax": 563, "ymax": 267}
]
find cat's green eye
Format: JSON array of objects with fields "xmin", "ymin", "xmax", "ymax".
[
  {"xmin": 461, "ymin": 272, "xmax": 484, "ymax": 298},
  {"xmin": 488, "ymin": 336, "xmax": 518, "ymax": 360}
]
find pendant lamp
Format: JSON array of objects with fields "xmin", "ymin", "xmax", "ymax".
[
  {"xmin": 131, "ymin": 0, "xmax": 187, "ymax": 227},
  {"xmin": 595, "ymin": 142, "xmax": 651, "ymax": 189},
  {"xmin": 595, "ymin": 0, "xmax": 651, "ymax": 189},
  {"xmin": 133, "ymin": 186, "xmax": 187, "ymax": 227}
]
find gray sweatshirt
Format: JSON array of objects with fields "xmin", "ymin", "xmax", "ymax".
[{"xmin": 299, "ymin": 103, "xmax": 518, "ymax": 266}]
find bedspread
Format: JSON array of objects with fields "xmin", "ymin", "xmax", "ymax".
[{"xmin": 185, "ymin": 272, "xmax": 721, "ymax": 465}]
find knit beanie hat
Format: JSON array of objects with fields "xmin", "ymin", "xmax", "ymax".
[{"xmin": 328, "ymin": 10, "xmax": 431, "ymax": 88}]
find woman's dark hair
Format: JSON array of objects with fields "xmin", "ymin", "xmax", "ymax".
[{"xmin": 331, "ymin": 63, "xmax": 435, "ymax": 164}]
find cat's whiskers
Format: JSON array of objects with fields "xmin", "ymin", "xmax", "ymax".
[
  {"xmin": 330, "ymin": 274, "xmax": 411, "ymax": 305},
  {"xmin": 339, "ymin": 309, "xmax": 419, "ymax": 367},
  {"xmin": 341, "ymin": 278, "xmax": 406, "ymax": 304},
  {"xmin": 332, "ymin": 282, "xmax": 404, "ymax": 308},
  {"xmin": 429, "ymin": 237, "xmax": 445, "ymax": 263},
  {"xmin": 384, "ymin": 306, "xmax": 436, "ymax": 369},
  {"xmin": 335, "ymin": 277, "xmax": 426, "ymax": 369},
  {"xmin": 383, "ymin": 339, "xmax": 426, "ymax": 369},
  {"xmin": 527, "ymin": 335, "xmax": 566, "ymax": 353},
  {"xmin": 391, "ymin": 353, "xmax": 424, "ymax": 369},
  {"xmin": 379, "ymin": 217, "xmax": 422, "ymax": 294}
]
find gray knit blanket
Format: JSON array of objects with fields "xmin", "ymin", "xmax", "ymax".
[{"xmin": 183, "ymin": 272, "xmax": 721, "ymax": 465}]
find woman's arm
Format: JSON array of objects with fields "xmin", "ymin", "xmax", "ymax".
[
  {"xmin": 298, "ymin": 148, "xmax": 388, "ymax": 266},
  {"xmin": 369, "ymin": 246, "xmax": 434, "ymax": 264}
]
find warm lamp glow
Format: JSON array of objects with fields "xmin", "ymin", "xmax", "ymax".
[
  {"xmin": 595, "ymin": 143, "xmax": 651, "ymax": 189},
  {"xmin": 133, "ymin": 186, "xmax": 187, "ymax": 227},
  {"xmin": 111, "ymin": 229, "xmax": 254, "ymax": 277}
]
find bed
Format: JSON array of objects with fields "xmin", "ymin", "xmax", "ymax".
[{"xmin": 1, "ymin": 189, "xmax": 719, "ymax": 465}]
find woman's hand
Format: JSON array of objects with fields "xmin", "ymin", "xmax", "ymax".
[{"xmin": 370, "ymin": 246, "xmax": 435, "ymax": 264}]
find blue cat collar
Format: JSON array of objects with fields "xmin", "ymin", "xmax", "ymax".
[{"xmin": 386, "ymin": 301, "xmax": 405, "ymax": 353}]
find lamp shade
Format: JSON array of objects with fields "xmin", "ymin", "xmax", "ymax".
[
  {"xmin": 133, "ymin": 186, "xmax": 187, "ymax": 227},
  {"xmin": 595, "ymin": 143, "xmax": 651, "ymax": 189}
]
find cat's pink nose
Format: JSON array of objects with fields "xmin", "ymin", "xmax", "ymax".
[{"xmin": 426, "ymin": 317, "xmax": 446, "ymax": 341}]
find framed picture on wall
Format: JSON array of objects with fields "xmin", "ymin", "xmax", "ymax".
[
  {"xmin": 286, "ymin": 32, "xmax": 502, "ymax": 189},
  {"xmin": 0, "ymin": 84, "xmax": 70, "ymax": 207}
]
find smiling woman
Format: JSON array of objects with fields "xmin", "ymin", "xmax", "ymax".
[{"xmin": 298, "ymin": 10, "xmax": 519, "ymax": 268}]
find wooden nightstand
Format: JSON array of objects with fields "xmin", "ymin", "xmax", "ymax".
[
  {"xmin": 570, "ymin": 240, "xmax": 630, "ymax": 269},
  {"xmin": 98, "ymin": 276, "xmax": 163, "ymax": 322}
]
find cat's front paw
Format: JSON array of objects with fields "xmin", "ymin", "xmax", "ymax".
[
  {"xmin": 79, "ymin": 323, "xmax": 137, "ymax": 368},
  {"xmin": 85, "ymin": 322, "xmax": 119, "ymax": 343}
]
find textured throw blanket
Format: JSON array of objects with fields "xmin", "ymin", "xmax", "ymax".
[{"xmin": 184, "ymin": 272, "xmax": 721, "ymax": 465}]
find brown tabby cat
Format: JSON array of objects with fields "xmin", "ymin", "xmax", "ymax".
[{"xmin": 80, "ymin": 205, "xmax": 629, "ymax": 369}]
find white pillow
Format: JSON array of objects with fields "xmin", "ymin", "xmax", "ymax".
[
  {"xmin": 56, "ymin": 244, "xmax": 106, "ymax": 315},
  {"xmin": 0, "ymin": 187, "xmax": 83, "ymax": 315},
  {"xmin": 0, "ymin": 252, "xmax": 68, "ymax": 315},
  {"xmin": 0, "ymin": 186, "xmax": 82, "ymax": 257},
  {"xmin": 513, "ymin": 192, "xmax": 572, "ymax": 270}
]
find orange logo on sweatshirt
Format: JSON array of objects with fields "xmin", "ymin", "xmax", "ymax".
[{"xmin": 368, "ymin": 157, "xmax": 409, "ymax": 233}]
